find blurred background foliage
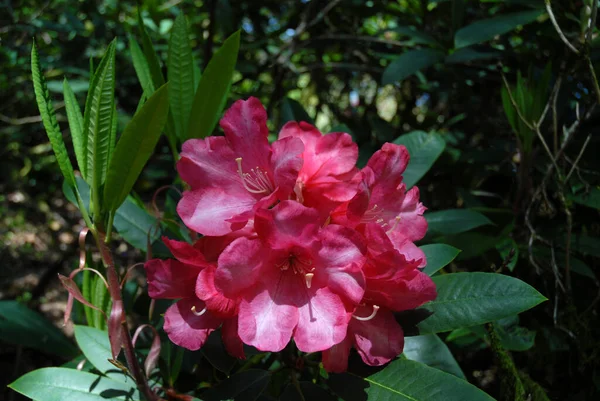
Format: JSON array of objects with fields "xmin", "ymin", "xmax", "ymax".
[{"xmin": 1, "ymin": 0, "xmax": 600, "ymax": 400}]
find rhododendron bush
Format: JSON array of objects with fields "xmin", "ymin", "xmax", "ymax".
[{"xmin": 9, "ymin": 17, "xmax": 549, "ymax": 401}]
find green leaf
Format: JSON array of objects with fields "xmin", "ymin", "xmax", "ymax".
[
  {"xmin": 443, "ymin": 233, "xmax": 500, "ymax": 261},
  {"xmin": 82, "ymin": 39, "xmax": 117, "ymax": 187},
  {"xmin": 201, "ymin": 369, "xmax": 270, "ymax": 401},
  {"xmin": 392, "ymin": 27, "xmax": 440, "ymax": 47},
  {"xmin": 113, "ymin": 196, "xmax": 160, "ymax": 251},
  {"xmin": 363, "ymin": 358, "xmax": 494, "ymax": 400},
  {"xmin": 426, "ymin": 209, "xmax": 492, "ymax": 235},
  {"xmin": 103, "ymin": 83, "xmax": 170, "ymax": 212},
  {"xmin": 9, "ymin": 367, "xmax": 139, "ymax": 401},
  {"xmin": 445, "ymin": 48, "xmax": 502, "ymax": 64},
  {"xmin": 403, "ymin": 334, "xmax": 466, "ymax": 379},
  {"xmin": 187, "ymin": 30, "xmax": 240, "ymax": 139},
  {"xmin": 168, "ymin": 14, "xmax": 195, "ymax": 140},
  {"xmin": 417, "ymin": 272, "xmax": 547, "ymax": 334},
  {"xmin": 137, "ymin": 10, "xmax": 165, "ymax": 89},
  {"xmin": 31, "ymin": 41, "xmax": 76, "ymax": 187},
  {"xmin": 62, "ymin": 175, "xmax": 91, "ymax": 212},
  {"xmin": 454, "ymin": 9, "xmax": 544, "ymax": 49},
  {"xmin": 73, "ymin": 325, "xmax": 129, "ymax": 382},
  {"xmin": 63, "ymin": 78, "xmax": 85, "ymax": 171},
  {"xmin": 570, "ymin": 187, "xmax": 600, "ymax": 209},
  {"xmin": 0, "ymin": 301, "xmax": 78, "ymax": 358},
  {"xmin": 496, "ymin": 238, "xmax": 519, "ymax": 271},
  {"xmin": 393, "ymin": 131, "xmax": 445, "ymax": 188},
  {"xmin": 280, "ymin": 97, "xmax": 314, "ymax": 126},
  {"xmin": 129, "ymin": 37, "xmax": 156, "ymax": 95},
  {"xmin": 382, "ymin": 49, "xmax": 445, "ymax": 85},
  {"xmin": 420, "ymin": 244, "xmax": 461, "ymax": 276}
]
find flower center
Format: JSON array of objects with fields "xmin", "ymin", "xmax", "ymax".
[
  {"xmin": 361, "ymin": 204, "xmax": 402, "ymax": 233},
  {"xmin": 278, "ymin": 253, "xmax": 315, "ymax": 288},
  {"xmin": 236, "ymin": 157, "xmax": 274, "ymax": 194}
]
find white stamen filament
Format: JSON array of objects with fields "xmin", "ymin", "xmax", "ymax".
[
  {"xmin": 386, "ymin": 216, "xmax": 402, "ymax": 234},
  {"xmin": 362, "ymin": 204, "xmax": 380, "ymax": 222},
  {"xmin": 236, "ymin": 157, "xmax": 273, "ymax": 194},
  {"xmin": 191, "ymin": 305, "xmax": 207, "ymax": 316},
  {"xmin": 352, "ymin": 305, "xmax": 380, "ymax": 321},
  {"xmin": 304, "ymin": 273, "xmax": 314, "ymax": 288}
]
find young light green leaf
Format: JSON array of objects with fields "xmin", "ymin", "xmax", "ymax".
[
  {"xmin": 9, "ymin": 368, "xmax": 139, "ymax": 401},
  {"xmin": 73, "ymin": 325, "xmax": 129, "ymax": 382},
  {"xmin": 363, "ymin": 358, "xmax": 494, "ymax": 400},
  {"xmin": 393, "ymin": 131, "xmax": 445, "ymax": 188},
  {"xmin": 82, "ymin": 39, "xmax": 116, "ymax": 188},
  {"xmin": 187, "ymin": 30, "xmax": 240, "ymax": 139},
  {"xmin": 168, "ymin": 14, "xmax": 195, "ymax": 140},
  {"xmin": 420, "ymin": 244, "xmax": 461, "ymax": 276},
  {"xmin": 31, "ymin": 41, "xmax": 76, "ymax": 187},
  {"xmin": 454, "ymin": 9, "xmax": 544, "ymax": 49},
  {"xmin": 103, "ymin": 83, "xmax": 170, "ymax": 212},
  {"xmin": 426, "ymin": 209, "xmax": 492, "ymax": 235},
  {"xmin": 382, "ymin": 49, "xmax": 445, "ymax": 85},
  {"xmin": 63, "ymin": 78, "xmax": 85, "ymax": 171},
  {"xmin": 403, "ymin": 334, "xmax": 466, "ymax": 379},
  {"xmin": 417, "ymin": 272, "xmax": 547, "ymax": 334}
]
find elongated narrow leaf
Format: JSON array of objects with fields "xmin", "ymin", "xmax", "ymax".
[
  {"xmin": 0, "ymin": 301, "xmax": 78, "ymax": 358},
  {"xmin": 404, "ymin": 334, "xmax": 465, "ymax": 378},
  {"xmin": 113, "ymin": 196, "xmax": 160, "ymax": 251},
  {"xmin": 382, "ymin": 49, "xmax": 445, "ymax": 85},
  {"xmin": 393, "ymin": 131, "xmax": 445, "ymax": 188},
  {"xmin": 426, "ymin": 209, "xmax": 492, "ymax": 235},
  {"xmin": 454, "ymin": 9, "xmax": 544, "ymax": 49},
  {"xmin": 137, "ymin": 10, "xmax": 165, "ymax": 89},
  {"xmin": 104, "ymin": 83, "xmax": 170, "ymax": 212},
  {"xmin": 129, "ymin": 37, "xmax": 156, "ymax": 95},
  {"xmin": 168, "ymin": 14, "xmax": 195, "ymax": 140},
  {"xmin": 63, "ymin": 78, "xmax": 85, "ymax": 171},
  {"xmin": 420, "ymin": 244, "xmax": 461, "ymax": 276},
  {"xmin": 73, "ymin": 325, "xmax": 129, "ymax": 382},
  {"xmin": 187, "ymin": 30, "xmax": 240, "ymax": 139},
  {"xmin": 82, "ymin": 39, "xmax": 116, "ymax": 187},
  {"xmin": 9, "ymin": 368, "xmax": 139, "ymax": 401},
  {"xmin": 31, "ymin": 41, "xmax": 76, "ymax": 187},
  {"xmin": 418, "ymin": 272, "xmax": 547, "ymax": 334},
  {"xmin": 363, "ymin": 358, "xmax": 494, "ymax": 400}
]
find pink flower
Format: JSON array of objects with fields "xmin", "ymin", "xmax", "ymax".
[
  {"xmin": 279, "ymin": 121, "xmax": 359, "ymax": 218},
  {"xmin": 322, "ymin": 224, "xmax": 436, "ymax": 372},
  {"xmin": 214, "ymin": 200, "xmax": 366, "ymax": 352},
  {"xmin": 177, "ymin": 97, "xmax": 304, "ymax": 236}
]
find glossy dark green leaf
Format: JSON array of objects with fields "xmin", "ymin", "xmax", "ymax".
[
  {"xmin": 420, "ymin": 244, "xmax": 461, "ymax": 276},
  {"xmin": 0, "ymin": 301, "xmax": 78, "ymax": 358},
  {"xmin": 445, "ymin": 48, "xmax": 502, "ymax": 64},
  {"xmin": 393, "ymin": 26, "xmax": 440, "ymax": 47},
  {"xmin": 280, "ymin": 382, "xmax": 336, "ymax": 401},
  {"xmin": 113, "ymin": 196, "xmax": 160, "ymax": 251},
  {"xmin": 403, "ymin": 334, "xmax": 465, "ymax": 378},
  {"xmin": 9, "ymin": 368, "xmax": 139, "ymax": 401},
  {"xmin": 82, "ymin": 39, "xmax": 116, "ymax": 187},
  {"xmin": 280, "ymin": 97, "xmax": 313, "ymax": 126},
  {"xmin": 31, "ymin": 41, "xmax": 76, "ymax": 187},
  {"xmin": 63, "ymin": 78, "xmax": 85, "ymax": 171},
  {"xmin": 103, "ymin": 83, "xmax": 170, "ymax": 212},
  {"xmin": 137, "ymin": 10, "xmax": 165, "ymax": 89},
  {"xmin": 442, "ymin": 233, "xmax": 500, "ymax": 260},
  {"xmin": 168, "ymin": 14, "xmax": 195, "ymax": 140},
  {"xmin": 393, "ymin": 131, "xmax": 445, "ymax": 188},
  {"xmin": 363, "ymin": 358, "xmax": 494, "ymax": 400},
  {"xmin": 570, "ymin": 187, "xmax": 600, "ymax": 209},
  {"xmin": 418, "ymin": 272, "xmax": 547, "ymax": 334},
  {"xmin": 496, "ymin": 238, "xmax": 519, "ymax": 271},
  {"xmin": 187, "ymin": 30, "xmax": 240, "ymax": 139},
  {"xmin": 201, "ymin": 369, "xmax": 270, "ymax": 401},
  {"xmin": 469, "ymin": 316, "xmax": 537, "ymax": 352},
  {"xmin": 454, "ymin": 9, "xmax": 544, "ymax": 49},
  {"xmin": 382, "ymin": 49, "xmax": 445, "ymax": 85},
  {"xmin": 73, "ymin": 325, "xmax": 129, "ymax": 382},
  {"xmin": 426, "ymin": 209, "xmax": 492, "ymax": 235}
]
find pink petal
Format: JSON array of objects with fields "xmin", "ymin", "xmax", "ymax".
[
  {"xmin": 222, "ymin": 316, "xmax": 245, "ymax": 359},
  {"xmin": 178, "ymin": 137, "xmax": 239, "ymax": 190},
  {"xmin": 177, "ymin": 187, "xmax": 258, "ymax": 236},
  {"xmin": 162, "ymin": 237, "xmax": 208, "ymax": 267},
  {"xmin": 163, "ymin": 298, "xmax": 222, "ymax": 351},
  {"xmin": 194, "ymin": 223, "xmax": 256, "ymax": 263},
  {"xmin": 366, "ymin": 143, "xmax": 409, "ymax": 186},
  {"xmin": 271, "ymin": 136, "xmax": 304, "ymax": 198},
  {"xmin": 214, "ymin": 237, "xmax": 266, "ymax": 297},
  {"xmin": 237, "ymin": 271, "xmax": 301, "ymax": 352},
  {"xmin": 394, "ymin": 186, "xmax": 428, "ymax": 241},
  {"xmin": 254, "ymin": 200, "xmax": 321, "ymax": 251},
  {"xmin": 352, "ymin": 307, "xmax": 404, "ymax": 366},
  {"xmin": 321, "ymin": 335, "xmax": 353, "ymax": 373},
  {"xmin": 294, "ymin": 287, "xmax": 352, "ymax": 352},
  {"xmin": 220, "ymin": 97, "xmax": 271, "ymax": 173},
  {"xmin": 144, "ymin": 259, "xmax": 200, "ymax": 299},
  {"xmin": 196, "ymin": 266, "xmax": 238, "ymax": 318},
  {"xmin": 387, "ymin": 230, "xmax": 427, "ymax": 267}
]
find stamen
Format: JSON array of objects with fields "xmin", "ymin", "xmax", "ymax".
[
  {"xmin": 236, "ymin": 158, "xmax": 273, "ymax": 194},
  {"xmin": 386, "ymin": 216, "xmax": 402, "ymax": 234},
  {"xmin": 362, "ymin": 204, "xmax": 380, "ymax": 222},
  {"xmin": 191, "ymin": 305, "xmax": 207, "ymax": 316},
  {"xmin": 304, "ymin": 273, "xmax": 314, "ymax": 289},
  {"xmin": 352, "ymin": 305, "xmax": 380, "ymax": 321}
]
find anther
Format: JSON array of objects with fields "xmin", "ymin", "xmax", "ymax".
[
  {"xmin": 352, "ymin": 305, "xmax": 380, "ymax": 321},
  {"xmin": 304, "ymin": 273, "xmax": 314, "ymax": 289},
  {"xmin": 236, "ymin": 157, "xmax": 272, "ymax": 194},
  {"xmin": 386, "ymin": 216, "xmax": 402, "ymax": 234},
  {"xmin": 191, "ymin": 305, "xmax": 207, "ymax": 316}
]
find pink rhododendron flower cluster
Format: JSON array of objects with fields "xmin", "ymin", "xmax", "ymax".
[{"xmin": 145, "ymin": 97, "xmax": 436, "ymax": 372}]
